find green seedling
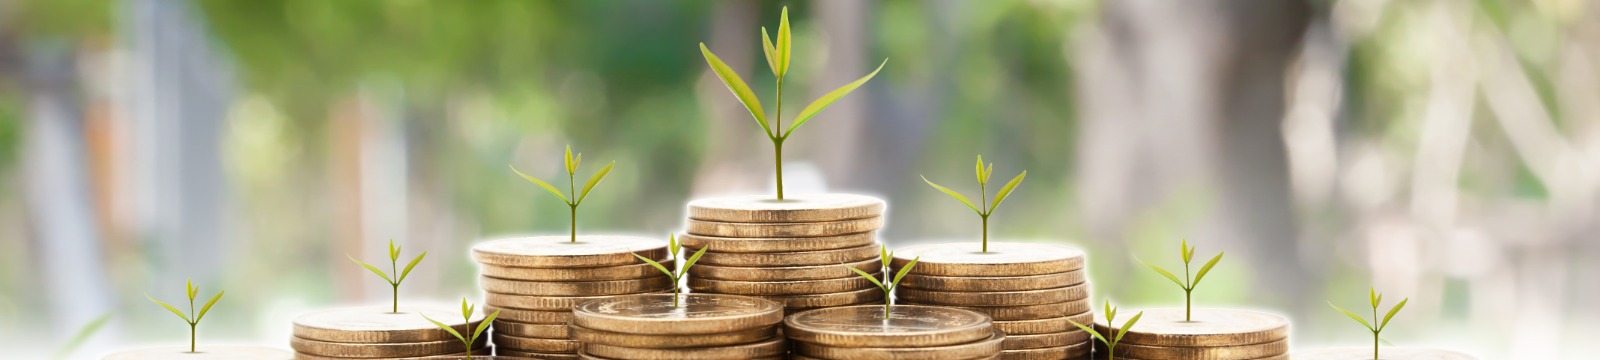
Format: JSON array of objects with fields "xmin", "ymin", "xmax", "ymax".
[
  {"xmin": 633, "ymin": 233, "xmax": 708, "ymax": 307},
  {"xmin": 1329, "ymin": 287, "xmax": 1408, "ymax": 360},
  {"xmin": 844, "ymin": 245, "xmax": 918, "ymax": 318},
  {"xmin": 146, "ymin": 279, "xmax": 223, "ymax": 353},
  {"xmin": 700, "ymin": 6, "xmax": 887, "ymax": 200},
  {"xmin": 921, "ymin": 155, "xmax": 1027, "ymax": 252},
  {"xmin": 422, "ymin": 298, "xmax": 500, "ymax": 360},
  {"xmin": 1068, "ymin": 300, "xmax": 1142, "ymax": 360},
  {"xmin": 348, "ymin": 239, "xmax": 427, "ymax": 313},
  {"xmin": 511, "ymin": 145, "xmax": 616, "ymax": 243},
  {"xmin": 1139, "ymin": 238, "xmax": 1223, "ymax": 321}
]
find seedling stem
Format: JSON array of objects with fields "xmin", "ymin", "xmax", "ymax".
[
  {"xmin": 511, "ymin": 145, "xmax": 615, "ymax": 243},
  {"xmin": 1140, "ymin": 239, "xmax": 1223, "ymax": 321},
  {"xmin": 844, "ymin": 245, "xmax": 917, "ymax": 318},
  {"xmin": 635, "ymin": 234, "xmax": 707, "ymax": 307},
  {"xmin": 348, "ymin": 239, "xmax": 427, "ymax": 313},
  {"xmin": 922, "ymin": 155, "xmax": 1026, "ymax": 253},
  {"xmin": 146, "ymin": 279, "xmax": 223, "ymax": 353},
  {"xmin": 1330, "ymin": 287, "xmax": 1408, "ymax": 360}
]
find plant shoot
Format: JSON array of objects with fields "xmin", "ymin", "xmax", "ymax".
[
  {"xmin": 633, "ymin": 233, "xmax": 708, "ymax": 307},
  {"xmin": 511, "ymin": 145, "xmax": 615, "ymax": 243},
  {"xmin": 146, "ymin": 279, "xmax": 224, "ymax": 353},
  {"xmin": 921, "ymin": 155, "xmax": 1027, "ymax": 252},
  {"xmin": 348, "ymin": 239, "xmax": 427, "ymax": 313},
  {"xmin": 422, "ymin": 298, "xmax": 499, "ymax": 360},
  {"xmin": 1068, "ymin": 300, "xmax": 1142, "ymax": 360},
  {"xmin": 1329, "ymin": 287, "xmax": 1408, "ymax": 360},
  {"xmin": 844, "ymin": 245, "xmax": 918, "ymax": 318},
  {"xmin": 1139, "ymin": 238, "xmax": 1223, "ymax": 321}
]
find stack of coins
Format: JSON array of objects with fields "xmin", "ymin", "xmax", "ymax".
[
  {"xmin": 1094, "ymin": 308, "xmax": 1289, "ymax": 360},
  {"xmin": 1297, "ymin": 347, "xmax": 1476, "ymax": 360},
  {"xmin": 892, "ymin": 242, "xmax": 1093, "ymax": 359},
  {"xmin": 681, "ymin": 194, "xmax": 886, "ymax": 312},
  {"xmin": 471, "ymin": 235, "xmax": 672, "ymax": 359},
  {"xmin": 784, "ymin": 305, "xmax": 1007, "ymax": 360},
  {"xmin": 290, "ymin": 306, "xmax": 491, "ymax": 359},
  {"xmin": 104, "ymin": 346, "xmax": 292, "ymax": 360},
  {"xmin": 570, "ymin": 293, "xmax": 787, "ymax": 359}
]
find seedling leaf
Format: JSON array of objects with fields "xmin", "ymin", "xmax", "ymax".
[
  {"xmin": 1330, "ymin": 302, "xmax": 1375, "ymax": 331},
  {"xmin": 146, "ymin": 295, "xmax": 190, "ymax": 323},
  {"xmin": 474, "ymin": 309, "xmax": 499, "ymax": 339},
  {"xmin": 194, "ymin": 291, "xmax": 223, "ymax": 323},
  {"xmin": 776, "ymin": 7, "xmax": 791, "ymax": 76},
  {"xmin": 989, "ymin": 171, "xmax": 1026, "ymax": 212},
  {"xmin": 1067, "ymin": 319, "xmax": 1108, "ymax": 344},
  {"xmin": 510, "ymin": 165, "xmax": 569, "ymax": 204},
  {"xmin": 1181, "ymin": 239, "xmax": 1193, "ymax": 263},
  {"xmin": 846, "ymin": 266, "xmax": 887, "ymax": 291},
  {"xmin": 577, "ymin": 161, "xmax": 616, "ymax": 204},
  {"xmin": 974, "ymin": 156, "xmax": 985, "ymax": 184},
  {"xmin": 1116, "ymin": 311, "xmax": 1143, "ymax": 342},
  {"xmin": 700, "ymin": 43, "xmax": 770, "ymax": 136},
  {"xmin": 349, "ymin": 255, "xmax": 394, "ymax": 284},
  {"xmin": 399, "ymin": 252, "xmax": 427, "ymax": 283},
  {"xmin": 1380, "ymin": 298, "xmax": 1408, "ymax": 330},
  {"xmin": 784, "ymin": 59, "xmax": 887, "ymax": 137},
  {"xmin": 891, "ymin": 257, "xmax": 919, "ymax": 288},
  {"xmin": 761, "ymin": 27, "xmax": 778, "ymax": 76},
  {"xmin": 421, "ymin": 314, "xmax": 466, "ymax": 343},
  {"xmin": 634, "ymin": 253, "xmax": 674, "ymax": 279},
  {"xmin": 922, "ymin": 175, "xmax": 980, "ymax": 214},
  {"xmin": 1370, "ymin": 288, "xmax": 1379, "ymax": 308},
  {"xmin": 682, "ymin": 246, "xmax": 709, "ymax": 273},
  {"xmin": 1138, "ymin": 258, "xmax": 1186, "ymax": 289},
  {"xmin": 1191, "ymin": 252, "xmax": 1223, "ymax": 288}
]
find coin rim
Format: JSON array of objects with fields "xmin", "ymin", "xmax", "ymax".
[
  {"xmin": 792, "ymin": 328, "xmax": 1006, "ymax": 359},
  {"xmin": 677, "ymin": 231, "xmax": 878, "ymax": 253},
  {"xmin": 889, "ymin": 242, "xmax": 1087, "ymax": 276},
  {"xmin": 685, "ymin": 217, "xmax": 884, "ymax": 238},
  {"xmin": 686, "ymin": 194, "xmax": 885, "ymax": 223},
  {"xmin": 470, "ymin": 236, "xmax": 669, "ymax": 268},
  {"xmin": 783, "ymin": 305, "xmax": 995, "ymax": 348},
  {"xmin": 1093, "ymin": 307, "xmax": 1290, "ymax": 347},
  {"xmin": 571, "ymin": 293, "xmax": 785, "ymax": 334}
]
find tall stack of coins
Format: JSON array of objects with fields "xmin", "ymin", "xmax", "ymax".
[
  {"xmin": 472, "ymin": 236, "xmax": 672, "ymax": 359},
  {"xmin": 892, "ymin": 242, "xmax": 1093, "ymax": 359},
  {"xmin": 104, "ymin": 346, "xmax": 292, "ymax": 360},
  {"xmin": 289, "ymin": 306, "xmax": 490, "ymax": 359},
  {"xmin": 681, "ymin": 194, "xmax": 887, "ymax": 312},
  {"xmin": 1094, "ymin": 308, "xmax": 1289, "ymax": 360},
  {"xmin": 570, "ymin": 293, "xmax": 787, "ymax": 359},
  {"xmin": 1297, "ymin": 347, "xmax": 1477, "ymax": 360},
  {"xmin": 784, "ymin": 305, "xmax": 1007, "ymax": 360}
]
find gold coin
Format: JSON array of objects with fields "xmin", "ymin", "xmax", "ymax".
[
  {"xmin": 1097, "ymin": 339, "xmax": 1288, "ymax": 359},
  {"xmin": 472, "ymin": 236, "xmax": 668, "ymax": 268},
  {"xmin": 890, "ymin": 242, "xmax": 1086, "ymax": 276},
  {"xmin": 1093, "ymin": 308, "xmax": 1288, "ymax": 347},
  {"xmin": 686, "ymin": 217, "xmax": 884, "ymax": 238},
  {"xmin": 480, "ymin": 258, "xmax": 673, "ymax": 281},
  {"xmin": 793, "ymin": 329, "xmax": 1005, "ymax": 360},
  {"xmin": 493, "ymin": 333, "xmax": 581, "ymax": 353},
  {"xmin": 572, "ymin": 293, "xmax": 784, "ymax": 334},
  {"xmin": 993, "ymin": 311, "xmax": 1093, "ymax": 335},
  {"xmin": 1293, "ymin": 347, "xmax": 1477, "ymax": 360},
  {"xmin": 1103, "ymin": 355, "xmax": 1289, "ymax": 360},
  {"xmin": 1002, "ymin": 331, "xmax": 1091, "ymax": 350},
  {"xmin": 748, "ymin": 287, "xmax": 884, "ymax": 309},
  {"xmin": 791, "ymin": 355, "xmax": 996, "ymax": 360},
  {"xmin": 582, "ymin": 336, "xmax": 786, "ymax": 360},
  {"xmin": 486, "ymin": 306, "xmax": 574, "ymax": 324},
  {"xmin": 684, "ymin": 243, "xmax": 880, "ymax": 267},
  {"xmin": 688, "ymin": 258, "xmax": 880, "ymax": 281},
  {"xmin": 784, "ymin": 305, "xmax": 993, "ymax": 347},
  {"xmin": 895, "ymin": 283, "xmax": 1088, "ymax": 306},
  {"xmin": 493, "ymin": 320, "xmax": 570, "ymax": 338},
  {"xmin": 479, "ymin": 276, "xmax": 673, "ymax": 296},
  {"xmin": 898, "ymin": 270, "xmax": 1085, "ymax": 292},
  {"xmin": 1000, "ymin": 342, "xmax": 1091, "ymax": 360},
  {"xmin": 292, "ymin": 306, "xmax": 483, "ymax": 343},
  {"xmin": 104, "ymin": 346, "xmax": 291, "ymax": 360},
  {"xmin": 575, "ymin": 352, "xmax": 783, "ymax": 360},
  {"xmin": 497, "ymin": 348, "xmax": 582, "ymax": 359},
  {"xmin": 570, "ymin": 324, "xmax": 777, "ymax": 348},
  {"xmin": 688, "ymin": 275, "xmax": 878, "ymax": 296},
  {"xmin": 290, "ymin": 336, "xmax": 485, "ymax": 358},
  {"xmin": 678, "ymin": 231, "xmax": 878, "ymax": 253},
  {"xmin": 897, "ymin": 299, "xmax": 1091, "ymax": 321},
  {"xmin": 486, "ymin": 291, "xmax": 669, "ymax": 311},
  {"xmin": 294, "ymin": 347, "xmax": 494, "ymax": 360},
  {"xmin": 687, "ymin": 194, "xmax": 885, "ymax": 223}
]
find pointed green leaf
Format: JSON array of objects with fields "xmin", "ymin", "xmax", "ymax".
[
  {"xmin": 1104, "ymin": 300, "xmax": 1116, "ymax": 322},
  {"xmin": 846, "ymin": 266, "xmax": 887, "ymax": 291},
  {"xmin": 349, "ymin": 255, "xmax": 394, "ymax": 284},
  {"xmin": 634, "ymin": 253, "xmax": 675, "ymax": 279},
  {"xmin": 983, "ymin": 164, "xmax": 993, "ymax": 184},
  {"xmin": 421, "ymin": 314, "xmax": 467, "ymax": 343},
  {"xmin": 146, "ymin": 295, "xmax": 190, "ymax": 323},
  {"xmin": 879, "ymin": 246, "xmax": 892, "ymax": 270},
  {"xmin": 577, "ymin": 161, "xmax": 616, "ymax": 204},
  {"xmin": 1380, "ymin": 298, "xmax": 1408, "ymax": 330},
  {"xmin": 1330, "ymin": 302, "xmax": 1375, "ymax": 331},
  {"xmin": 1180, "ymin": 239, "xmax": 1191, "ymax": 263},
  {"xmin": 398, "ymin": 252, "xmax": 427, "ymax": 283},
  {"xmin": 776, "ymin": 7, "xmax": 791, "ymax": 76},
  {"xmin": 389, "ymin": 240, "xmax": 400, "ymax": 262},
  {"xmin": 783, "ymin": 59, "xmax": 886, "ymax": 137},
  {"xmin": 668, "ymin": 234, "xmax": 680, "ymax": 259},
  {"xmin": 511, "ymin": 165, "xmax": 570, "ymax": 204},
  {"xmin": 761, "ymin": 27, "xmax": 779, "ymax": 77},
  {"xmin": 461, "ymin": 299, "xmax": 470, "ymax": 319},
  {"xmin": 195, "ymin": 291, "xmax": 223, "ymax": 323},
  {"xmin": 1369, "ymin": 288, "xmax": 1379, "ymax": 308},
  {"xmin": 1116, "ymin": 311, "xmax": 1144, "ymax": 343},
  {"xmin": 1067, "ymin": 319, "xmax": 1108, "ymax": 345},
  {"xmin": 1138, "ymin": 258, "xmax": 1187, "ymax": 290},
  {"xmin": 564, "ymin": 146, "xmax": 575, "ymax": 175},
  {"xmin": 1191, "ymin": 252, "xmax": 1223, "ymax": 288},
  {"xmin": 187, "ymin": 280, "xmax": 197, "ymax": 301},
  {"xmin": 473, "ymin": 309, "xmax": 499, "ymax": 340},
  {"xmin": 988, "ymin": 171, "xmax": 1026, "ymax": 213},
  {"xmin": 891, "ymin": 257, "xmax": 919, "ymax": 289},
  {"xmin": 922, "ymin": 175, "xmax": 981, "ymax": 214},
  {"xmin": 573, "ymin": 153, "xmax": 583, "ymax": 174},
  {"xmin": 974, "ymin": 156, "xmax": 985, "ymax": 184},
  {"xmin": 682, "ymin": 246, "xmax": 710, "ymax": 274},
  {"xmin": 700, "ymin": 43, "xmax": 770, "ymax": 136}
]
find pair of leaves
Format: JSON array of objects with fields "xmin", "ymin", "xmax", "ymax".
[
  {"xmin": 147, "ymin": 279, "xmax": 223, "ymax": 326},
  {"xmin": 922, "ymin": 157, "xmax": 1028, "ymax": 216},
  {"xmin": 846, "ymin": 246, "xmax": 918, "ymax": 294},
  {"xmin": 511, "ymin": 152, "xmax": 615, "ymax": 206},
  {"xmin": 1330, "ymin": 287, "xmax": 1408, "ymax": 333},
  {"xmin": 1140, "ymin": 240, "xmax": 1223, "ymax": 292},
  {"xmin": 422, "ymin": 299, "xmax": 500, "ymax": 350},
  {"xmin": 349, "ymin": 239, "xmax": 427, "ymax": 287},
  {"xmin": 634, "ymin": 237, "xmax": 708, "ymax": 282},
  {"xmin": 1068, "ymin": 300, "xmax": 1143, "ymax": 349},
  {"xmin": 759, "ymin": 7, "xmax": 791, "ymax": 79}
]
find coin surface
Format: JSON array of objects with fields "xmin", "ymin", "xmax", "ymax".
[
  {"xmin": 687, "ymin": 217, "xmax": 884, "ymax": 238},
  {"xmin": 1097, "ymin": 339, "xmax": 1288, "ymax": 359},
  {"xmin": 1094, "ymin": 308, "xmax": 1289, "ymax": 347},
  {"xmin": 897, "ymin": 300, "xmax": 1091, "ymax": 321},
  {"xmin": 1000, "ymin": 341, "xmax": 1091, "ymax": 360},
  {"xmin": 678, "ymin": 231, "xmax": 878, "ymax": 253},
  {"xmin": 480, "ymin": 258, "xmax": 673, "ymax": 281},
  {"xmin": 582, "ymin": 336, "xmax": 787, "ymax": 360},
  {"xmin": 479, "ymin": 276, "xmax": 672, "ymax": 296},
  {"xmin": 290, "ymin": 336, "xmax": 484, "ymax": 358},
  {"xmin": 569, "ymin": 324, "xmax": 778, "ymax": 348},
  {"xmin": 993, "ymin": 311, "xmax": 1094, "ymax": 335},
  {"xmin": 492, "ymin": 333, "xmax": 581, "ymax": 353},
  {"xmin": 793, "ymin": 329, "xmax": 1005, "ymax": 359},
  {"xmin": 898, "ymin": 270, "xmax": 1085, "ymax": 292},
  {"xmin": 686, "ymin": 243, "xmax": 881, "ymax": 267},
  {"xmin": 471, "ymin": 236, "xmax": 668, "ymax": 268},
  {"xmin": 293, "ymin": 347, "xmax": 491, "ymax": 360},
  {"xmin": 292, "ymin": 306, "xmax": 482, "ymax": 343},
  {"xmin": 895, "ymin": 283, "xmax": 1089, "ymax": 306},
  {"xmin": 890, "ymin": 242, "xmax": 1086, "ymax": 276},
  {"xmin": 750, "ymin": 287, "xmax": 884, "ymax": 309},
  {"xmin": 687, "ymin": 194, "xmax": 885, "ymax": 223},
  {"xmin": 688, "ymin": 258, "xmax": 880, "ymax": 281},
  {"xmin": 497, "ymin": 348, "xmax": 582, "ymax": 359},
  {"xmin": 1293, "ymin": 347, "xmax": 1476, "ymax": 360},
  {"xmin": 492, "ymin": 320, "xmax": 570, "ymax": 338},
  {"xmin": 572, "ymin": 293, "xmax": 784, "ymax": 334},
  {"xmin": 784, "ymin": 305, "xmax": 994, "ymax": 347},
  {"xmin": 1001, "ymin": 331, "xmax": 1092, "ymax": 350},
  {"xmin": 485, "ymin": 306, "xmax": 574, "ymax": 324},
  {"xmin": 104, "ymin": 346, "xmax": 291, "ymax": 360},
  {"xmin": 688, "ymin": 275, "xmax": 877, "ymax": 296},
  {"xmin": 486, "ymin": 290, "xmax": 668, "ymax": 311}
]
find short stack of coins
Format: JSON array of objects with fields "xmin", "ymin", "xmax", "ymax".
[
  {"xmin": 472, "ymin": 235, "xmax": 672, "ymax": 359},
  {"xmin": 892, "ymin": 242, "xmax": 1093, "ymax": 359},
  {"xmin": 1094, "ymin": 308, "xmax": 1289, "ymax": 360},
  {"xmin": 290, "ymin": 306, "xmax": 490, "ymax": 359},
  {"xmin": 680, "ymin": 194, "xmax": 887, "ymax": 312},
  {"xmin": 570, "ymin": 293, "xmax": 787, "ymax": 359},
  {"xmin": 784, "ymin": 305, "xmax": 1007, "ymax": 360}
]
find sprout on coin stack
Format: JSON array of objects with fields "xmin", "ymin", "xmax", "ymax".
[
  {"xmin": 569, "ymin": 294, "xmax": 789, "ymax": 359},
  {"xmin": 1139, "ymin": 238, "xmax": 1223, "ymax": 321},
  {"xmin": 421, "ymin": 299, "xmax": 500, "ymax": 360},
  {"xmin": 784, "ymin": 305, "xmax": 1005, "ymax": 360},
  {"xmin": 147, "ymin": 279, "xmax": 223, "ymax": 353},
  {"xmin": 843, "ymin": 245, "xmax": 918, "ymax": 318},
  {"xmin": 632, "ymin": 233, "xmax": 708, "ymax": 307},
  {"xmin": 348, "ymin": 239, "xmax": 427, "ymax": 313},
  {"xmin": 1294, "ymin": 288, "xmax": 1477, "ymax": 360},
  {"xmin": 922, "ymin": 155, "xmax": 1026, "ymax": 253},
  {"xmin": 106, "ymin": 280, "xmax": 289, "ymax": 359},
  {"xmin": 1068, "ymin": 300, "xmax": 1142, "ymax": 360},
  {"xmin": 510, "ymin": 145, "xmax": 615, "ymax": 243}
]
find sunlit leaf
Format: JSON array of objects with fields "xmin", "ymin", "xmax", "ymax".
[
  {"xmin": 988, "ymin": 171, "xmax": 1026, "ymax": 213},
  {"xmin": 891, "ymin": 257, "xmax": 919, "ymax": 289},
  {"xmin": 421, "ymin": 314, "xmax": 466, "ymax": 343},
  {"xmin": 1116, "ymin": 311, "xmax": 1143, "ymax": 343},
  {"xmin": 634, "ymin": 253, "xmax": 675, "ymax": 279},
  {"xmin": 761, "ymin": 27, "xmax": 778, "ymax": 77},
  {"xmin": 974, "ymin": 156, "xmax": 984, "ymax": 184},
  {"xmin": 389, "ymin": 240, "xmax": 400, "ymax": 262},
  {"xmin": 1139, "ymin": 258, "xmax": 1187, "ymax": 290},
  {"xmin": 667, "ymin": 234, "xmax": 680, "ymax": 259},
  {"xmin": 776, "ymin": 6, "xmax": 791, "ymax": 76},
  {"xmin": 1369, "ymin": 288, "xmax": 1378, "ymax": 309},
  {"xmin": 511, "ymin": 165, "xmax": 569, "ymax": 204},
  {"xmin": 1330, "ymin": 302, "xmax": 1375, "ymax": 331},
  {"xmin": 879, "ymin": 246, "xmax": 891, "ymax": 269},
  {"xmin": 682, "ymin": 246, "xmax": 709, "ymax": 274},
  {"xmin": 1191, "ymin": 252, "xmax": 1223, "ymax": 288},
  {"xmin": 700, "ymin": 43, "xmax": 770, "ymax": 136},
  {"xmin": 1067, "ymin": 319, "xmax": 1108, "ymax": 345},
  {"xmin": 577, "ymin": 161, "xmax": 615, "ymax": 204},
  {"xmin": 1380, "ymin": 298, "xmax": 1408, "ymax": 330},
  {"xmin": 922, "ymin": 175, "xmax": 980, "ymax": 214},
  {"xmin": 398, "ymin": 252, "xmax": 427, "ymax": 283},
  {"xmin": 195, "ymin": 291, "xmax": 223, "ymax": 323},
  {"xmin": 187, "ymin": 280, "xmax": 197, "ymax": 301},
  {"xmin": 349, "ymin": 255, "xmax": 394, "ymax": 284},
  {"xmin": 784, "ymin": 59, "xmax": 886, "ymax": 137},
  {"xmin": 846, "ymin": 266, "xmax": 886, "ymax": 291},
  {"xmin": 473, "ymin": 309, "xmax": 499, "ymax": 340},
  {"xmin": 564, "ymin": 146, "xmax": 575, "ymax": 175},
  {"xmin": 146, "ymin": 295, "xmax": 189, "ymax": 323},
  {"xmin": 1181, "ymin": 239, "xmax": 1192, "ymax": 263}
]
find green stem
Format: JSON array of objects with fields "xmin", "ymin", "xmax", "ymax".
[
  {"xmin": 774, "ymin": 77, "xmax": 784, "ymax": 200},
  {"xmin": 570, "ymin": 171, "xmax": 577, "ymax": 243},
  {"xmin": 673, "ymin": 283, "xmax": 681, "ymax": 307},
  {"xmin": 1373, "ymin": 306, "xmax": 1380, "ymax": 359},
  {"xmin": 774, "ymin": 140, "xmax": 785, "ymax": 200},
  {"xmin": 884, "ymin": 291, "xmax": 891, "ymax": 319},
  {"xmin": 1108, "ymin": 344, "xmax": 1115, "ymax": 360},
  {"xmin": 189, "ymin": 323, "xmax": 196, "ymax": 353},
  {"xmin": 392, "ymin": 285, "xmax": 399, "ymax": 313},
  {"xmin": 981, "ymin": 216, "xmax": 989, "ymax": 253},
  {"xmin": 1184, "ymin": 260, "xmax": 1193, "ymax": 321}
]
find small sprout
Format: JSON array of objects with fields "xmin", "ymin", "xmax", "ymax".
[
  {"xmin": 146, "ymin": 279, "xmax": 224, "ymax": 353},
  {"xmin": 348, "ymin": 239, "xmax": 427, "ymax": 313},
  {"xmin": 701, "ymin": 6, "xmax": 887, "ymax": 200},
  {"xmin": 511, "ymin": 145, "xmax": 616, "ymax": 243},
  {"xmin": 1329, "ymin": 287, "xmax": 1408, "ymax": 360},
  {"xmin": 422, "ymin": 298, "xmax": 499, "ymax": 360},
  {"xmin": 634, "ymin": 234, "xmax": 707, "ymax": 307},
  {"xmin": 1068, "ymin": 300, "xmax": 1142, "ymax": 360},
  {"xmin": 921, "ymin": 155, "xmax": 1027, "ymax": 252},
  {"xmin": 1138, "ymin": 238, "xmax": 1222, "ymax": 322},
  {"xmin": 844, "ymin": 245, "xmax": 917, "ymax": 318}
]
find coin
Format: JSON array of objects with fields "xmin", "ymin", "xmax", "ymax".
[
  {"xmin": 481, "ymin": 259, "xmax": 674, "ymax": 281},
  {"xmin": 686, "ymin": 243, "xmax": 882, "ymax": 267},
  {"xmin": 104, "ymin": 346, "xmax": 291, "ymax": 360},
  {"xmin": 1097, "ymin": 339, "xmax": 1288, "ymax": 359},
  {"xmin": 582, "ymin": 336, "xmax": 786, "ymax": 360},
  {"xmin": 492, "ymin": 333, "xmax": 582, "ymax": 353},
  {"xmin": 572, "ymin": 293, "xmax": 784, "ymax": 334},
  {"xmin": 790, "ymin": 355, "xmax": 997, "ymax": 360},
  {"xmin": 890, "ymin": 242, "xmax": 1086, "ymax": 276},
  {"xmin": 292, "ymin": 306, "xmax": 483, "ymax": 343},
  {"xmin": 784, "ymin": 305, "xmax": 993, "ymax": 347},
  {"xmin": 486, "ymin": 291, "xmax": 669, "ymax": 311},
  {"xmin": 687, "ymin": 194, "xmax": 885, "ymax": 223},
  {"xmin": 895, "ymin": 283, "xmax": 1088, "ymax": 306},
  {"xmin": 497, "ymin": 348, "xmax": 582, "ymax": 359},
  {"xmin": 1002, "ymin": 331, "xmax": 1091, "ymax": 350},
  {"xmin": 289, "ymin": 336, "xmax": 485, "ymax": 358},
  {"xmin": 688, "ymin": 258, "xmax": 880, "ymax": 281},
  {"xmin": 1093, "ymin": 308, "xmax": 1288, "ymax": 347},
  {"xmin": 993, "ymin": 311, "xmax": 1093, "ymax": 335},
  {"xmin": 1000, "ymin": 341, "xmax": 1091, "ymax": 360},
  {"xmin": 1293, "ymin": 347, "xmax": 1476, "ymax": 360},
  {"xmin": 293, "ymin": 347, "xmax": 491, "ymax": 360},
  {"xmin": 898, "ymin": 271, "xmax": 1085, "ymax": 292},
  {"xmin": 897, "ymin": 300, "xmax": 1091, "ymax": 321},
  {"xmin": 479, "ymin": 276, "xmax": 673, "ymax": 296},
  {"xmin": 678, "ymin": 231, "xmax": 878, "ymax": 253},
  {"xmin": 686, "ymin": 217, "xmax": 883, "ymax": 238},
  {"xmin": 793, "ymin": 329, "xmax": 1005, "ymax": 359},
  {"xmin": 485, "ymin": 306, "xmax": 574, "ymax": 324},
  {"xmin": 493, "ymin": 320, "xmax": 570, "ymax": 338},
  {"xmin": 688, "ymin": 275, "xmax": 878, "ymax": 296},
  {"xmin": 750, "ymin": 287, "xmax": 884, "ymax": 309},
  {"xmin": 1103, "ymin": 355, "xmax": 1290, "ymax": 360},
  {"xmin": 575, "ymin": 352, "xmax": 783, "ymax": 360},
  {"xmin": 472, "ymin": 236, "xmax": 668, "ymax": 268},
  {"xmin": 570, "ymin": 324, "xmax": 777, "ymax": 348}
]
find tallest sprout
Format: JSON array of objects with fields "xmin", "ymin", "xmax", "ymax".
[
  {"xmin": 511, "ymin": 145, "xmax": 616, "ymax": 243},
  {"xmin": 700, "ymin": 6, "xmax": 887, "ymax": 200}
]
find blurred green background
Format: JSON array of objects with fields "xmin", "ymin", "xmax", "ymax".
[{"xmin": 1, "ymin": 0, "xmax": 1595, "ymax": 358}]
